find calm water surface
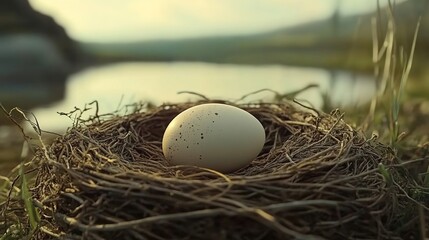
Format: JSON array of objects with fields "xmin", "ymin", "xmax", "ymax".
[{"xmin": 33, "ymin": 62, "xmax": 376, "ymax": 131}]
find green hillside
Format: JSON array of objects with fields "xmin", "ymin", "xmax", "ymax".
[{"xmin": 81, "ymin": 0, "xmax": 428, "ymax": 73}]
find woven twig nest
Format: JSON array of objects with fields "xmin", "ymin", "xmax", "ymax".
[{"xmin": 32, "ymin": 100, "xmax": 408, "ymax": 239}]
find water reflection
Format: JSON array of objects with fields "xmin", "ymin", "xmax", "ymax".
[
  {"xmin": 327, "ymin": 70, "xmax": 376, "ymax": 107},
  {"xmin": 0, "ymin": 34, "xmax": 70, "ymax": 118},
  {"xmin": 32, "ymin": 62, "xmax": 376, "ymax": 132}
]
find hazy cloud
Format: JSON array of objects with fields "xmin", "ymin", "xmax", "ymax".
[{"xmin": 29, "ymin": 0, "xmax": 398, "ymax": 42}]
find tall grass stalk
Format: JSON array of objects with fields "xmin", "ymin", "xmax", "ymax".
[{"xmin": 368, "ymin": 1, "xmax": 421, "ymax": 147}]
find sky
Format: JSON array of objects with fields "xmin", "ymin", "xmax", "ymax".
[{"xmin": 28, "ymin": 0, "xmax": 399, "ymax": 42}]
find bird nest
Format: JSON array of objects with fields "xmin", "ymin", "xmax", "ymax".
[{"xmin": 24, "ymin": 100, "xmax": 418, "ymax": 239}]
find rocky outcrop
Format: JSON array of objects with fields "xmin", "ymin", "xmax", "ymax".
[
  {"xmin": 0, "ymin": 0, "xmax": 80, "ymax": 63},
  {"xmin": 0, "ymin": 0, "xmax": 79, "ymax": 114}
]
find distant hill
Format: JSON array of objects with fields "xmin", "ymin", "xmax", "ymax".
[{"xmin": 81, "ymin": 0, "xmax": 429, "ymax": 73}]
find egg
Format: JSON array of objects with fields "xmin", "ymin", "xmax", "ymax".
[{"xmin": 162, "ymin": 103, "xmax": 265, "ymax": 173}]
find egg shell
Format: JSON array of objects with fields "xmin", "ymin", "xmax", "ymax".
[{"xmin": 162, "ymin": 103, "xmax": 265, "ymax": 173}]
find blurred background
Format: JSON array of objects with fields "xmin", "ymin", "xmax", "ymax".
[{"xmin": 0, "ymin": 0, "xmax": 428, "ymax": 172}]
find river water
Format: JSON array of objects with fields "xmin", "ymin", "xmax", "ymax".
[{"xmin": 32, "ymin": 62, "xmax": 376, "ymax": 132}]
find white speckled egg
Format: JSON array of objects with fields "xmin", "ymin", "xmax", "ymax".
[{"xmin": 162, "ymin": 103, "xmax": 265, "ymax": 173}]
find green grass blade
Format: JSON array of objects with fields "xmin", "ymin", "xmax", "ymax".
[
  {"xmin": 378, "ymin": 163, "xmax": 392, "ymax": 186},
  {"xmin": 19, "ymin": 142, "xmax": 40, "ymax": 231},
  {"xmin": 20, "ymin": 164, "xmax": 40, "ymax": 231}
]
